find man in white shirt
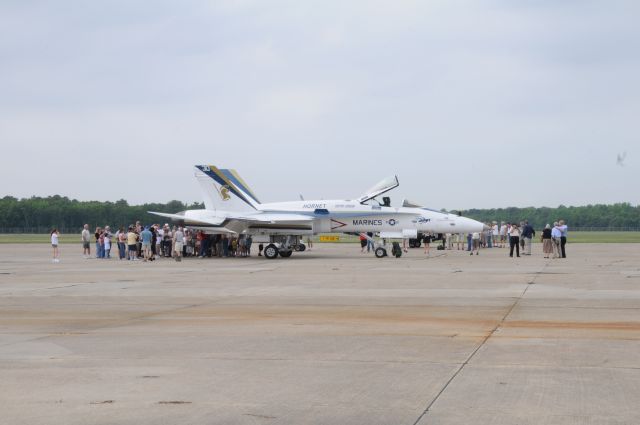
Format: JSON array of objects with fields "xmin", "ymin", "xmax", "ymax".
[
  {"xmin": 551, "ymin": 222, "xmax": 562, "ymax": 259},
  {"xmin": 558, "ymin": 220, "xmax": 568, "ymax": 258},
  {"xmin": 81, "ymin": 224, "xmax": 91, "ymax": 258},
  {"xmin": 509, "ymin": 223, "xmax": 521, "ymax": 258},
  {"xmin": 173, "ymin": 227, "xmax": 184, "ymax": 261}
]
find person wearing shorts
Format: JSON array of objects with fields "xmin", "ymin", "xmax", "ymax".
[
  {"xmin": 471, "ymin": 232, "xmax": 480, "ymax": 255},
  {"xmin": 127, "ymin": 227, "xmax": 138, "ymax": 261},
  {"xmin": 140, "ymin": 226, "xmax": 153, "ymax": 261},
  {"xmin": 51, "ymin": 228, "xmax": 60, "ymax": 263},
  {"xmin": 173, "ymin": 227, "xmax": 184, "ymax": 261},
  {"xmin": 81, "ymin": 224, "xmax": 91, "ymax": 258}
]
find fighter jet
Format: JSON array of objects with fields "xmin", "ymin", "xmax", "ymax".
[{"xmin": 149, "ymin": 165, "xmax": 486, "ymax": 259}]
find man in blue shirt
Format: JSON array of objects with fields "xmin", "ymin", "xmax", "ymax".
[
  {"xmin": 140, "ymin": 226, "xmax": 153, "ymax": 261},
  {"xmin": 521, "ymin": 220, "xmax": 536, "ymax": 255}
]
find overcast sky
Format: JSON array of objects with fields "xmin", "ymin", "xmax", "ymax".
[{"xmin": 1, "ymin": 0, "xmax": 638, "ymax": 210}]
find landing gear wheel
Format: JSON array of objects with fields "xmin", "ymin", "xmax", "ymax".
[
  {"xmin": 264, "ymin": 244, "xmax": 279, "ymax": 259},
  {"xmin": 279, "ymin": 250, "xmax": 293, "ymax": 258},
  {"xmin": 294, "ymin": 244, "xmax": 306, "ymax": 252},
  {"xmin": 375, "ymin": 247, "xmax": 387, "ymax": 258}
]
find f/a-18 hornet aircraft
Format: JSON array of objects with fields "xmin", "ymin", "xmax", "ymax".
[{"xmin": 150, "ymin": 165, "xmax": 486, "ymax": 259}]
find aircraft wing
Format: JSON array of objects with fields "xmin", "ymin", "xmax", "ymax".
[
  {"xmin": 149, "ymin": 211, "xmax": 314, "ymax": 234},
  {"xmin": 235, "ymin": 213, "xmax": 314, "ymax": 223},
  {"xmin": 148, "ymin": 211, "xmax": 226, "ymax": 226}
]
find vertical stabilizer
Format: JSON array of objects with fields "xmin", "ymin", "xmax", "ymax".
[{"xmin": 194, "ymin": 165, "xmax": 261, "ymax": 211}]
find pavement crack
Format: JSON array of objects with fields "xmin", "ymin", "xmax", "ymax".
[{"xmin": 411, "ymin": 261, "xmax": 550, "ymax": 425}]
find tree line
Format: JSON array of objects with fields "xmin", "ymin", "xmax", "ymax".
[
  {"xmin": 462, "ymin": 203, "xmax": 640, "ymax": 230},
  {"xmin": 0, "ymin": 196, "xmax": 203, "ymax": 233},
  {"xmin": 0, "ymin": 195, "xmax": 638, "ymax": 232}
]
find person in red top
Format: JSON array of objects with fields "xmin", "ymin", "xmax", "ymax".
[
  {"xmin": 197, "ymin": 231, "xmax": 207, "ymax": 257},
  {"xmin": 359, "ymin": 233, "xmax": 367, "ymax": 253}
]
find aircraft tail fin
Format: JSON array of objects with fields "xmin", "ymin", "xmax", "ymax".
[{"xmin": 194, "ymin": 165, "xmax": 261, "ymax": 211}]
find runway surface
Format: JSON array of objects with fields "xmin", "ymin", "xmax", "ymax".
[{"xmin": 1, "ymin": 243, "xmax": 639, "ymax": 424}]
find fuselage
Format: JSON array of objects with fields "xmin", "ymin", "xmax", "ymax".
[{"xmin": 179, "ymin": 199, "xmax": 485, "ymax": 236}]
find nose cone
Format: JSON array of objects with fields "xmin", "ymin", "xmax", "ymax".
[
  {"xmin": 483, "ymin": 224, "xmax": 491, "ymax": 231},
  {"xmin": 456, "ymin": 217, "xmax": 485, "ymax": 233}
]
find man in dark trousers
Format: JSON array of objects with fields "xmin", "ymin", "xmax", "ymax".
[
  {"xmin": 521, "ymin": 220, "xmax": 535, "ymax": 255},
  {"xmin": 558, "ymin": 220, "xmax": 568, "ymax": 258}
]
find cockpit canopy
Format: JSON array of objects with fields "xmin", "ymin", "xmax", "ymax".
[{"xmin": 357, "ymin": 175, "xmax": 399, "ymax": 204}]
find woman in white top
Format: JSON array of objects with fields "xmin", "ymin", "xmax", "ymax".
[
  {"xmin": 508, "ymin": 223, "xmax": 521, "ymax": 258},
  {"xmin": 51, "ymin": 229, "xmax": 60, "ymax": 263}
]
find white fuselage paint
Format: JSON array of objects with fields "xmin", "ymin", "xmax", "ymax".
[{"xmin": 180, "ymin": 199, "xmax": 485, "ymax": 236}]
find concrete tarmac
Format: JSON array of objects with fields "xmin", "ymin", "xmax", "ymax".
[{"xmin": 1, "ymin": 243, "xmax": 639, "ymax": 425}]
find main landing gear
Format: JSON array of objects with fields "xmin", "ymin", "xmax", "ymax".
[
  {"xmin": 362, "ymin": 233, "xmax": 402, "ymax": 259},
  {"xmin": 262, "ymin": 236, "xmax": 306, "ymax": 259}
]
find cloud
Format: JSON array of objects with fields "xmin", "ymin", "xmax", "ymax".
[{"xmin": 0, "ymin": 0, "xmax": 638, "ymax": 207}]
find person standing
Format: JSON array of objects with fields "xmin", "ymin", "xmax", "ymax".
[
  {"xmin": 155, "ymin": 225, "xmax": 163, "ymax": 258},
  {"xmin": 140, "ymin": 226, "xmax": 153, "ymax": 261},
  {"xmin": 558, "ymin": 220, "xmax": 568, "ymax": 258},
  {"xmin": 500, "ymin": 222, "xmax": 508, "ymax": 248},
  {"xmin": 471, "ymin": 232, "xmax": 480, "ymax": 255},
  {"xmin": 197, "ymin": 231, "xmax": 206, "ymax": 257},
  {"xmin": 359, "ymin": 233, "xmax": 367, "ymax": 253},
  {"xmin": 94, "ymin": 227, "xmax": 102, "ymax": 258},
  {"xmin": 509, "ymin": 223, "xmax": 521, "ymax": 258},
  {"xmin": 222, "ymin": 235, "xmax": 229, "ymax": 257},
  {"xmin": 117, "ymin": 227, "xmax": 127, "ymax": 259},
  {"xmin": 127, "ymin": 226, "xmax": 138, "ymax": 261},
  {"xmin": 51, "ymin": 228, "xmax": 60, "ymax": 263},
  {"xmin": 366, "ymin": 232, "xmax": 374, "ymax": 253},
  {"xmin": 423, "ymin": 233, "xmax": 432, "ymax": 256},
  {"xmin": 551, "ymin": 222, "xmax": 562, "ymax": 259},
  {"xmin": 103, "ymin": 226, "xmax": 112, "ymax": 259},
  {"xmin": 173, "ymin": 226, "xmax": 184, "ymax": 261},
  {"xmin": 541, "ymin": 224, "xmax": 553, "ymax": 258},
  {"xmin": 81, "ymin": 224, "xmax": 91, "ymax": 258},
  {"xmin": 150, "ymin": 225, "xmax": 158, "ymax": 259},
  {"xmin": 98, "ymin": 229, "xmax": 105, "ymax": 259},
  {"xmin": 521, "ymin": 221, "xmax": 535, "ymax": 256},
  {"xmin": 163, "ymin": 225, "xmax": 172, "ymax": 258},
  {"xmin": 246, "ymin": 235, "xmax": 253, "ymax": 256}
]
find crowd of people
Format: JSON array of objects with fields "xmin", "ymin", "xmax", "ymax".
[
  {"xmin": 51, "ymin": 220, "xmax": 569, "ymax": 263},
  {"xmin": 417, "ymin": 220, "xmax": 569, "ymax": 259},
  {"xmin": 79, "ymin": 222, "xmax": 255, "ymax": 262}
]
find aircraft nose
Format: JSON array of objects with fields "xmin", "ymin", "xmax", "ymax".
[{"xmin": 483, "ymin": 224, "xmax": 491, "ymax": 231}]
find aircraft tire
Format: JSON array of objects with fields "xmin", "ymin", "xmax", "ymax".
[
  {"xmin": 264, "ymin": 244, "xmax": 279, "ymax": 259},
  {"xmin": 294, "ymin": 244, "xmax": 306, "ymax": 252},
  {"xmin": 375, "ymin": 247, "xmax": 387, "ymax": 258},
  {"xmin": 279, "ymin": 250, "xmax": 293, "ymax": 258}
]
